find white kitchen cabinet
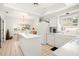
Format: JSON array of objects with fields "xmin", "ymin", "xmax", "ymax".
[
  {"xmin": 47, "ymin": 34, "xmax": 54, "ymax": 46},
  {"xmin": 47, "ymin": 33, "xmax": 76, "ymax": 48},
  {"xmin": 37, "ymin": 22, "xmax": 49, "ymax": 44},
  {"xmin": 55, "ymin": 33, "xmax": 76, "ymax": 47},
  {"xmin": 18, "ymin": 33, "xmax": 41, "ymax": 56}
]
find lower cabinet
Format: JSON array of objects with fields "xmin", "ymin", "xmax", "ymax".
[
  {"xmin": 55, "ymin": 34, "xmax": 76, "ymax": 47},
  {"xmin": 47, "ymin": 33, "xmax": 76, "ymax": 47},
  {"xmin": 47, "ymin": 34, "xmax": 54, "ymax": 46},
  {"xmin": 18, "ymin": 34, "xmax": 41, "ymax": 56}
]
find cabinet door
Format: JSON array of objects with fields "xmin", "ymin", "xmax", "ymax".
[
  {"xmin": 55, "ymin": 34, "xmax": 75, "ymax": 47},
  {"xmin": 55, "ymin": 35, "xmax": 65, "ymax": 47},
  {"xmin": 47, "ymin": 34, "xmax": 54, "ymax": 46},
  {"xmin": 19, "ymin": 35, "xmax": 41, "ymax": 56}
]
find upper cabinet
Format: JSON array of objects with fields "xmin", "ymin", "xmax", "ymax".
[{"xmin": 62, "ymin": 17, "xmax": 79, "ymax": 27}]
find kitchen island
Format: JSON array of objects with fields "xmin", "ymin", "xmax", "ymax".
[{"xmin": 18, "ymin": 33, "xmax": 41, "ymax": 56}]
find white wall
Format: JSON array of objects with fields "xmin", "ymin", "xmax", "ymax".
[
  {"xmin": 0, "ymin": 5, "xmax": 38, "ymax": 36},
  {"xmin": 5, "ymin": 12, "xmax": 39, "ymax": 36},
  {"xmin": 0, "ymin": 4, "xmax": 40, "ymax": 37}
]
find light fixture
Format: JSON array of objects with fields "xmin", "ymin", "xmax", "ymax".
[
  {"xmin": 33, "ymin": 3, "xmax": 39, "ymax": 6},
  {"xmin": 33, "ymin": 3, "xmax": 39, "ymax": 5},
  {"xmin": 5, "ymin": 11, "xmax": 8, "ymax": 13},
  {"xmin": 66, "ymin": 12, "xmax": 70, "ymax": 15}
]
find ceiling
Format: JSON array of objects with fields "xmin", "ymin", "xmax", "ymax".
[{"xmin": 2, "ymin": 3, "xmax": 79, "ymax": 17}]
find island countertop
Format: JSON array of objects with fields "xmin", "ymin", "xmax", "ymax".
[
  {"xmin": 18, "ymin": 33, "xmax": 41, "ymax": 39},
  {"xmin": 53, "ymin": 37, "xmax": 79, "ymax": 56}
]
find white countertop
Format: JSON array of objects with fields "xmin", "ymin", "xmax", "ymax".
[
  {"xmin": 18, "ymin": 33, "xmax": 41, "ymax": 39},
  {"xmin": 55, "ymin": 32, "xmax": 79, "ymax": 37},
  {"xmin": 53, "ymin": 37, "xmax": 79, "ymax": 56}
]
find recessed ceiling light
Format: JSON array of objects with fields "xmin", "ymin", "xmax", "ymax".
[
  {"xmin": 33, "ymin": 3, "xmax": 39, "ymax": 5},
  {"xmin": 5, "ymin": 11, "xmax": 8, "ymax": 13},
  {"xmin": 66, "ymin": 12, "xmax": 70, "ymax": 15},
  {"xmin": 33, "ymin": 3, "xmax": 39, "ymax": 6}
]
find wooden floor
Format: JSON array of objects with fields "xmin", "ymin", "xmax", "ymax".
[
  {"xmin": 0, "ymin": 39, "xmax": 23, "ymax": 56},
  {"xmin": 0, "ymin": 39, "xmax": 53, "ymax": 56},
  {"xmin": 41, "ymin": 45, "xmax": 53, "ymax": 56}
]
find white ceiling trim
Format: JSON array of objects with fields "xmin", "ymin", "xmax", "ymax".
[
  {"xmin": 43, "ymin": 4, "xmax": 79, "ymax": 16},
  {"xmin": 3, "ymin": 3, "xmax": 79, "ymax": 17},
  {"xmin": 3, "ymin": 4, "xmax": 42, "ymax": 17}
]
